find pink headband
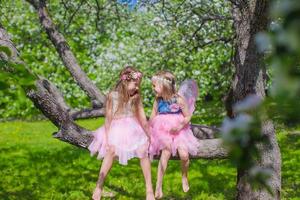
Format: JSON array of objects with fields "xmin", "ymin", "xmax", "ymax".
[
  {"xmin": 151, "ymin": 75, "xmax": 172, "ymax": 84},
  {"xmin": 121, "ymin": 71, "xmax": 143, "ymax": 81}
]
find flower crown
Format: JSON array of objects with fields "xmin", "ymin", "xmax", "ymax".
[
  {"xmin": 121, "ymin": 71, "xmax": 143, "ymax": 81},
  {"xmin": 151, "ymin": 75, "xmax": 172, "ymax": 85}
]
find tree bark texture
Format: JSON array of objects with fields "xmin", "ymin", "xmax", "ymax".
[{"xmin": 230, "ymin": 1, "xmax": 281, "ymax": 199}]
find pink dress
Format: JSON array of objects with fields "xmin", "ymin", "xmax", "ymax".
[
  {"xmin": 88, "ymin": 91, "xmax": 149, "ymax": 165},
  {"xmin": 149, "ymin": 96, "xmax": 200, "ymax": 157}
]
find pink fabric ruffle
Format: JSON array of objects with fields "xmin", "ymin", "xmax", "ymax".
[
  {"xmin": 149, "ymin": 114, "xmax": 200, "ymax": 157},
  {"xmin": 88, "ymin": 117, "xmax": 149, "ymax": 165}
]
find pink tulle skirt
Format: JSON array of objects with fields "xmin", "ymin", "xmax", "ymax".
[
  {"xmin": 88, "ymin": 117, "xmax": 149, "ymax": 165},
  {"xmin": 149, "ymin": 114, "xmax": 200, "ymax": 157}
]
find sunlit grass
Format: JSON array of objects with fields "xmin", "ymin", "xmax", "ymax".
[{"xmin": 0, "ymin": 119, "xmax": 299, "ymax": 199}]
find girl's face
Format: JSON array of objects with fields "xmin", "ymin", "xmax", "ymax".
[
  {"xmin": 152, "ymin": 80, "xmax": 163, "ymax": 96},
  {"xmin": 126, "ymin": 80, "xmax": 139, "ymax": 97}
]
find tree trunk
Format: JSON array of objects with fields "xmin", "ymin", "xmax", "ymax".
[
  {"xmin": 25, "ymin": 0, "xmax": 105, "ymax": 108},
  {"xmin": 230, "ymin": 1, "xmax": 281, "ymax": 199}
]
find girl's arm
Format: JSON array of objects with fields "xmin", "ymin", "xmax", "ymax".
[
  {"xmin": 149, "ymin": 99, "xmax": 158, "ymax": 121},
  {"xmin": 137, "ymin": 100, "xmax": 151, "ymax": 138},
  {"xmin": 104, "ymin": 92, "xmax": 113, "ymax": 141},
  {"xmin": 170, "ymin": 95, "xmax": 192, "ymax": 133}
]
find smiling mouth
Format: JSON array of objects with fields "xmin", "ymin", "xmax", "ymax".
[{"xmin": 130, "ymin": 90, "xmax": 138, "ymax": 97}]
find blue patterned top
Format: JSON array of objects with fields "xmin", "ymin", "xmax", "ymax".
[{"xmin": 157, "ymin": 97, "xmax": 182, "ymax": 114}]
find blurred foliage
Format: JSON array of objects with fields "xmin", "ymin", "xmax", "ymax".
[
  {"xmin": 222, "ymin": 96, "xmax": 265, "ymax": 171},
  {"xmin": 220, "ymin": 0, "xmax": 300, "ymax": 195},
  {"xmin": 0, "ymin": 43, "xmax": 36, "ymax": 120},
  {"xmin": 221, "ymin": 95, "xmax": 274, "ymax": 194},
  {"xmin": 0, "ymin": 0, "xmax": 233, "ymax": 122},
  {"xmin": 264, "ymin": 0, "xmax": 300, "ymax": 126}
]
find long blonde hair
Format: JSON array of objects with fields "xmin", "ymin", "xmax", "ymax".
[
  {"xmin": 111, "ymin": 66, "xmax": 143, "ymax": 117},
  {"xmin": 152, "ymin": 71, "xmax": 177, "ymax": 100}
]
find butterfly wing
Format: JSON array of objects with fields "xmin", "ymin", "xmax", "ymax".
[{"xmin": 178, "ymin": 79, "xmax": 199, "ymax": 115}]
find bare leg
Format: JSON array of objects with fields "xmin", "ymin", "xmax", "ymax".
[
  {"xmin": 92, "ymin": 149, "xmax": 115, "ymax": 200},
  {"xmin": 140, "ymin": 156, "xmax": 155, "ymax": 200},
  {"xmin": 178, "ymin": 148, "xmax": 190, "ymax": 193},
  {"xmin": 155, "ymin": 149, "xmax": 171, "ymax": 199}
]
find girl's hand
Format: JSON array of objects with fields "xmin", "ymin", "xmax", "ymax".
[
  {"xmin": 170, "ymin": 126, "xmax": 182, "ymax": 134},
  {"xmin": 104, "ymin": 141, "xmax": 112, "ymax": 151},
  {"xmin": 103, "ymin": 134, "xmax": 112, "ymax": 150}
]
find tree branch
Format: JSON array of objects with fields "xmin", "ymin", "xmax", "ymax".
[
  {"xmin": 63, "ymin": 0, "xmax": 87, "ymax": 32},
  {"xmin": 26, "ymin": 0, "xmax": 105, "ymax": 108}
]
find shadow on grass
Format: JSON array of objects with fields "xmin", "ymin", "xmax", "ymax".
[
  {"xmin": 0, "ymin": 145, "xmax": 148, "ymax": 199},
  {"xmin": 151, "ymin": 159, "xmax": 235, "ymax": 200}
]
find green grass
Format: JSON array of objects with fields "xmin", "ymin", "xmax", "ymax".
[{"xmin": 0, "ymin": 119, "xmax": 299, "ymax": 200}]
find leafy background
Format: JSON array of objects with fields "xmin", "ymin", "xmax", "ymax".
[{"xmin": 0, "ymin": 0, "xmax": 233, "ymax": 125}]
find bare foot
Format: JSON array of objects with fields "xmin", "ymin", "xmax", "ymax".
[
  {"xmin": 182, "ymin": 176, "xmax": 190, "ymax": 193},
  {"xmin": 92, "ymin": 187, "xmax": 102, "ymax": 200},
  {"xmin": 154, "ymin": 186, "xmax": 163, "ymax": 199},
  {"xmin": 146, "ymin": 191, "xmax": 155, "ymax": 200}
]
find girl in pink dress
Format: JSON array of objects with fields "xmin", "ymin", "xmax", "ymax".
[
  {"xmin": 149, "ymin": 71, "xmax": 200, "ymax": 199},
  {"xmin": 88, "ymin": 66, "xmax": 155, "ymax": 200}
]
